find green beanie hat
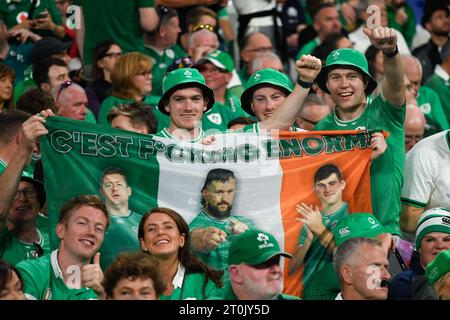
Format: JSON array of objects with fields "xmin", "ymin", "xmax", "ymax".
[
  {"xmin": 196, "ymin": 49, "xmax": 234, "ymax": 72},
  {"xmin": 415, "ymin": 208, "xmax": 450, "ymax": 250},
  {"xmin": 316, "ymin": 48, "xmax": 378, "ymax": 95},
  {"xmin": 228, "ymin": 229, "xmax": 292, "ymax": 266},
  {"xmin": 333, "ymin": 213, "xmax": 385, "ymax": 246},
  {"xmin": 426, "ymin": 249, "xmax": 450, "ymax": 286},
  {"xmin": 157, "ymin": 68, "xmax": 215, "ymax": 115},
  {"xmin": 240, "ymin": 68, "xmax": 294, "ymax": 117}
]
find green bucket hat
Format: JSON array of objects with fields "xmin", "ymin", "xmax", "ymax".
[
  {"xmin": 333, "ymin": 213, "xmax": 385, "ymax": 246},
  {"xmin": 196, "ymin": 49, "xmax": 234, "ymax": 72},
  {"xmin": 157, "ymin": 68, "xmax": 215, "ymax": 115},
  {"xmin": 316, "ymin": 48, "xmax": 378, "ymax": 95},
  {"xmin": 415, "ymin": 208, "xmax": 450, "ymax": 250},
  {"xmin": 240, "ymin": 68, "xmax": 294, "ymax": 117},
  {"xmin": 228, "ymin": 229, "xmax": 292, "ymax": 266},
  {"xmin": 426, "ymin": 249, "xmax": 450, "ymax": 286},
  {"xmin": 20, "ymin": 174, "xmax": 46, "ymax": 210}
]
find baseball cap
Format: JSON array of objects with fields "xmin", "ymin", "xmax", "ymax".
[
  {"xmin": 228, "ymin": 229, "xmax": 292, "ymax": 266},
  {"xmin": 415, "ymin": 208, "xmax": 450, "ymax": 250},
  {"xmin": 196, "ymin": 50, "xmax": 234, "ymax": 73},
  {"xmin": 316, "ymin": 48, "xmax": 378, "ymax": 95},
  {"xmin": 31, "ymin": 37, "xmax": 71, "ymax": 64},
  {"xmin": 157, "ymin": 68, "xmax": 215, "ymax": 115},
  {"xmin": 333, "ymin": 213, "xmax": 386, "ymax": 246},
  {"xmin": 425, "ymin": 249, "xmax": 450, "ymax": 286},
  {"xmin": 19, "ymin": 174, "xmax": 46, "ymax": 210},
  {"xmin": 240, "ymin": 68, "xmax": 294, "ymax": 116}
]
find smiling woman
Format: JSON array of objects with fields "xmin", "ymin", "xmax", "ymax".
[{"xmin": 138, "ymin": 207, "xmax": 223, "ymax": 300}]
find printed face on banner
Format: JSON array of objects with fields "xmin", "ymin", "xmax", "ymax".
[
  {"xmin": 203, "ymin": 179, "xmax": 236, "ymax": 219},
  {"xmin": 101, "ymin": 173, "xmax": 131, "ymax": 207},
  {"xmin": 314, "ymin": 173, "xmax": 346, "ymax": 207}
]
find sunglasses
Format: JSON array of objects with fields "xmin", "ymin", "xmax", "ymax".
[
  {"xmin": 56, "ymin": 80, "xmax": 73, "ymax": 102},
  {"xmin": 192, "ymin": 24, "xmax": 215, "ymax": 33}
]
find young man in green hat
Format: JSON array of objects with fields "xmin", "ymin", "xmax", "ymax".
[
  {"xmin": 16, "ymin": 195, "xmax": 109, "ymax": 300},
  {"xmin": 157, "ymin": 54, "xmax": 321, "ymax": 141},
  {"xmin": 238, "ymin": 54, "xmax": 323, "ymax": 133},
  {"xmin": 209, "ymin": 228, "xmax": 299, "ymax": 300},
  {"xmin": 312, "ymin": 26, "xmax": 406, "ymax": 236},
  {"xmin": 195, "ymin": 49, "xmax": 248, "ymax": 132}
]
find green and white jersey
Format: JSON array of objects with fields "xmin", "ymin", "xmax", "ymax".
[
  {"xmin": 314, "ymin": 94, "xmax": 406, "ymax": 235},
  {"xmin": 159, "ymin": 263, "xmax": 221, "ymax": 300},
  {"xmin": 189, "ymin": 210, "xmax": 256, "ymax": 272},
  {"xmin": 417, "ymin": 86, "xmax": 449, "ymax": 137},
  {"xmin": 301, "ymin": 263, "xmax": 340, "ymax": 300},
  {"xmin": 202, "ymin": 93, "xmax": 248, "ymax": 133},
  {"xmin": 99, "ymin": 210, "xmax": 141, "ymax": 271},
  {"xmin": 0, "ymin": 159, "xmax": 33, "ymax": 177},
  {"xmin": 99, "ymin": 95, "xmax": 170, "ymax": 132},
  {"xmin": 209, "ymin": 283, "xmax": 300, "ymax": 300},
  {"xmin": 0, "ymin": 0, "xmax": 62, "ymax": 32},
  {"xmin": 401, "ymin": 130, "xmax": 450, "ymax": 210},
  {"xmin": 16, "ymin": 250, "xmax": 98, "ymax": 300},
  {"xmin": 155, "ymin": 127, "xmax": 206, "ymax": 143},
  {"xmin": 0, "ymin": 227, "xmax": 50, "ymax": 266},
  {"xmin": 143, "ymin": 44, "xmax": 187, "ymax": 98},
  {"xmin": 296, "ymin": 37, "xmax": 320, "ymax": 60},
  {"xmin": 36, "ymin": 213, "xmax": 49, "ymax": 233},
  {"xmin": 424, "ymin": 65, "xmax": 450, "ymax": 125},
  {"xmin": 297, "ymin": 203, "xmax": 348, "ymax": 285}
]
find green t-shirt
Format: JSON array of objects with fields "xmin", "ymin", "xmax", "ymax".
[
  {"xmin": 142, "ymin": 44, "xmax": 187, "ymax": 98},
  {"xmin": 35, "ymin": 213, "xmax": 49, "ymax": 233},
  {"xmin": 73, "ymin": 0, "xmax": 154, "ymax": 65},
  {"xmin": 0, "ymin": 0, "xmax": 62, "ymax": 34},
  {"xmin": 297, "ymin": 203, "xmax": 348, "ymax": 285},
  {"xmin": 314, "ymin": 94, "xmax": 406, "ymax": 235},
  {"xmin": 386, "ymin": 4, "xmax": 416, "ymax": 48},
  {"xmin": 159, "ymin": 270, "xmax": 221, "ymax": 300},
  {"xmin": 189, "ymin": 210, "xmax": 256, "ymax": 272},
  {"xmin": 424, "ymin": 73, "xmax": 450, "ymax": 125},
  {"xmin": 296, "ymin": 38, "xmax": 319, "ymax": 61},
  {"xmin": 0, "ymin": 227, "xmax": 50, "ymax": 266},
  {"xmin": 237, "ymin": 67, "xmax": 251, "ymax": 87},
  {"xmin": 417, "ymin": 86, "xmax": 450, "ymax": 137},
  {"xmin": 301, "ymin": 263, "xmax": 340, "ymax": 300},
  {"xmin": 99, "ymin": 210, "xmax": 141, "ymax": 271},
  {"xmin": 99, "ymin": 95, "xmax": 170, "ymax": 132},
  {"xmin": 209, "ymin": 283, "xmax": 300, "ymax": 300},
  {"xmin": 16, "ymin": 250, "xmax": 99, "ymax": 300}
]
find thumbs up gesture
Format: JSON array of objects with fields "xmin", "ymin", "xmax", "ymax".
[
  {"xmin": 81, "ymin": 252, "xmax": 105, "ymax": 296},
  {"xmin": 363, "ymin": 26, "xmax": 397, "ymax": 55}
]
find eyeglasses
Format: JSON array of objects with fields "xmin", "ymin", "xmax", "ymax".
[
  {"xmin": 14, "ymin": 188, "xmax": 37, "ymax": 200},
  {"xmin": 249, "ymin": 256, "xmax": 280, "ymax": 269},
  {"xmin": 103, "ymin": 52, "xmax": 122, "ymax": 59},
  {"xmin": 56, "ymin": 80, "xmax": 73, "ymax": 102},
  {"xmin": 405, "ymin": 134, "xmax": 423, "ymax": 143},
  {"xmin": 192, "ymin": 24, "xmax": 215, "ymax": 33},
  {"xmin": 135, "ymin": 71, "xmax": 152, "ymax": 78}
]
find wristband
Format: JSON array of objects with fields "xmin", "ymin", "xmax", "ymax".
[
  {"xmin": 383, "ymin": 45, "xmax": 399, "ymax": 58},
  {"xmin": 297, "ymin": 78, "xmax": 313, "ymax": 89}
]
